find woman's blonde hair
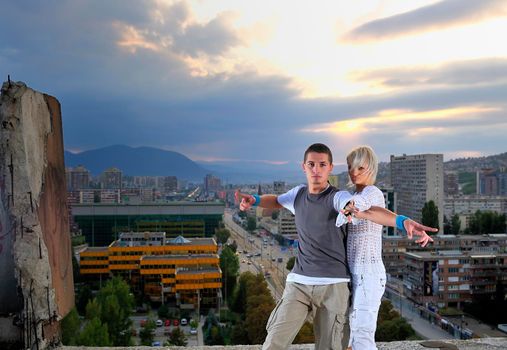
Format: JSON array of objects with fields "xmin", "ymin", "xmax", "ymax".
[{"xmin": 346, "ymin": 145, "xmax": 378, "ymax": 187}]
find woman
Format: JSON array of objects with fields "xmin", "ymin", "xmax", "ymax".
[{"xmin": 345, "ymin": 145, "xmax": 386, "ymax": 350}]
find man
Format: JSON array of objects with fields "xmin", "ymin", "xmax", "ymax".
[{"xmin": 236, "ymin": 143, "xmax": 435, "ymax": 350}]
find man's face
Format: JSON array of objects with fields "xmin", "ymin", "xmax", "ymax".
[{"xmin": 302, "ymin": 152, "xmax": 334, "ymax": 188}]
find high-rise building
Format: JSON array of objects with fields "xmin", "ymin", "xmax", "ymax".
[
  {"xmin": 100, "ymin": 167, "xmax": 122, "ymax": 189},
  {"xmin": 163, "ymin": 176, "xmax": 178, "ymax": 193},
  {"xmin": 477, "ymin": 168, "xmax": 507, "ymax": 195},
  {"xmin": 204, "ymin": 174, "xmax": 221, "ymax": 195},
  {"xmin": 390, "ymin": 153, "xmax": 444, "ymax": 230},
  {"xmin": 67, "ymin": 165, "xmax": 90, "ymax": 190},
  {"xmin": 444, "ymin": 171, "xmax": 459, "ymax": 196}
]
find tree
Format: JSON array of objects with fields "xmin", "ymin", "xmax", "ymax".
[
  {"xmin": 376, "ymin": 317, "xmax": 416, "ymax": 341},
  {"xmin": 215, "ymin": 228, "xmax": 231, "ymax": 245},
  {"xmin": 189, "ymin": 319, "xmax": 198, "ymax": 329},
  {"xmin": 61, "ymin": 308, "xmax": 80, "ymax": 345},
  {"xmin": 76, "ymin": 285, "xmax": 93, "ymax": 315},
  {"xmin": 245, "ymin": 302, "xmax": 274, "ymax": 344},
  {"xmin": 422, "ymin": 200, "xmax": 439, "ymax": 231},
  {"xmin": 468, "ymin": 210, "xmax": 506, "ymax": 234},
  {"xmin": 293, "ymin": 321, "xmax": 315, "ymax": 344},
  {"xmin": 231, "ymin": 320, "xmax": 250, "ymax": 345},
  {"xmin": 228, "ymin": 240, "xmax": 238, "ymax": 253},
  {"xmin": 203, "ymin": 310, "xmax": 225, "ymax": 345},
  {"xmin": 94, "ymin": 276, "xmax": 134, "ymax": 345},
  {"xmin": 443, "ymin": 215, "xmax": 451, "ymax": 235},
  {"xmin": 231, "ymin": 272, "xmax": 256, "ymax": 314},
  {"xmin": 247, "ymin": 217, "xmax": 257, "ymax": 231},
  {"xmin": 377, "ymin": 300, "xmax": 400, "ymax": 322},
  {"xmin": 85, "ymin": 298, "xmax": 101, "ymax": 320},
  {"xmin": 220, "ymin": 245, "xmax": 240, "ymax": 305},
  {"xmin": 158, "ymin": 304, "xmax": 169, "ymax": 319},
  {"xmin": 166, "ymin": 327, "xmax": 188, "ymax": 346},
  {"xmin": 77, "ymin": 317, "xmax": 111, "ymax": 346},
  {"xmin": 451, "ymin": 214, "xmax": 461, "ymax": 235},
  {"xmin": 244, "ymin": 274, "xmax": 275, "ymax": 344},
  {"xmin": 139, "ymin": 318, "xmax": 156, "ymax": 346},
  {"xmin": 286, "ymin": 256, "xmax": 296, "ymax": 270},
  {"xmin": 375, "ymin": 300, "xmax": 416, "ymax": 342}
]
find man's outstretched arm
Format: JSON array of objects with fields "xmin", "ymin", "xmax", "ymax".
[{"xmin": 235, "ymin": 190, "xmax": 283, "ymax": 211}]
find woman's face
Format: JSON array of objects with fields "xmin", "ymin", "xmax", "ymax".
[{"xmin": 348, "ymin": 162, "xmax": 369, "ymax": 186}]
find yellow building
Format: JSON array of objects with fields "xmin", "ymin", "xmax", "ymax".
[{"xmin": 79, "ymin": 232, "xmax": 221, "ymax": 308}]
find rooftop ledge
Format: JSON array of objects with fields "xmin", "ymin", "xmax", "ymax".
[{"xmin": 62, "ymin": 337, "xmax": 507, "ymax": 350}]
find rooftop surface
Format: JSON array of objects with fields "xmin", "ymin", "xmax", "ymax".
[{"xmin": 62, "ymin": 337, "xmax": 507, "ymax": 349}]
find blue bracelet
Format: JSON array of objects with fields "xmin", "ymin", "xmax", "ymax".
[
  {"xmin": 396, "ymin": 215, "xmax": 409, "ymax": 231},
  {"xmin": 252, "ymin": 194, "xmax": 261, "ymax": 207}
]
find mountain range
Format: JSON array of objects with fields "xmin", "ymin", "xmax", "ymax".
[
  {"xmin": 64, "ymin": 145, "xmax": 309, "ymax": 183},
  {"xmin": 65, "ymin": 145, "xmax": 506, "ymax": 184}
]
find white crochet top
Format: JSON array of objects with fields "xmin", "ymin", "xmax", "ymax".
[{"xmin": 347, "ymin": 185, "xmax": 386, "ymax": 275}]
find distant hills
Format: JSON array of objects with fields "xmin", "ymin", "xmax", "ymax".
[
  {"xmin": 65, "ymin": 145, "xmax": 506, "ymax": 184},
  {"xmin": 64, "ymin": 145, "xmax": 307, "ymax": 183},
  {"xmin": 444, "ymin": 152, "xmax": 507, "ymax": 172},
  {"xmin": 64, "ymin": 145, "xmax": 209, "ymax": 181}
]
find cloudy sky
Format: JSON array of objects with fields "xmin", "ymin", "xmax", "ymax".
[{"xmin": 1, "ymin": 0, "xmax": 506, "ymax": 168}]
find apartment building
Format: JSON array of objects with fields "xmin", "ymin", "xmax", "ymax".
[
  {"xmin": 80, "ymin": 232, "xmax": 221, "ymax": 308},
  {"xmin": 390, "ymin": 153, "xmax": 444, "ymax": 230},
  {"xmin": 403, "ymin": 250, "xmax": 507, "ymax": 309}
]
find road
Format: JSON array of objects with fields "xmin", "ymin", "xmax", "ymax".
[
  {"xmin": 224, "ymin": 210, "xmax": 293, "ymax": 301},
  {"xmin": 384, "ymin": 288, "xmax": 454, "ymax": 340}
]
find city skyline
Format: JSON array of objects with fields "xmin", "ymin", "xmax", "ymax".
[{"xmin": 1, "ymin": 1, "xmax": 507, "ymax": 167}]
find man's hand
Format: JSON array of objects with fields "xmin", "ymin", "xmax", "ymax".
[
  {"xmin": 235, "ymin": 190, "xmax": 256, "ymax": 211},
  {"xmin": 403, "ymin": 219, "xmax": 437, "ymax": 247}
]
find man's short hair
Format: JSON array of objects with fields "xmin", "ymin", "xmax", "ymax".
[{"xmin": 304, "ymin": 143, "xmax": 333, "ymax": 164}]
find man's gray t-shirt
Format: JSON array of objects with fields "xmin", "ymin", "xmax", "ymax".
[{"xmin": 277, "ymin": 185, "xmax": 354, "ymax": 279}]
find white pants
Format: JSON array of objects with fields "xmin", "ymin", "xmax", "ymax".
[{"xmin": 349, "ymin": 273, "xmax": 386, "ymax": 350}]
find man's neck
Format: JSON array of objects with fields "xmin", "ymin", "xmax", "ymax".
[{"xmin": 308, "ymin": 183, "xmax": 329, "ymax": 194}]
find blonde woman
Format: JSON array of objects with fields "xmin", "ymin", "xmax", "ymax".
[{"xmin": 344, "ymin": 146, "xmax": 397, "ymax": 349}]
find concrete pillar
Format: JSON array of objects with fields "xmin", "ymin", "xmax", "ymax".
[{"xmin": 0, "ymin": 80, "xmax": 74, "ymax": 349}]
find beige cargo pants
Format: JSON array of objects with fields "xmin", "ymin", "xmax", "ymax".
[{"xmin": 262, "ymin": 281, "xmax": 350, "ymax": 350}]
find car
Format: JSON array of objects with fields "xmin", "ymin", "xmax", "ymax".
[
  {"xmin": 173, "ymin": 319, "xmax": 179, "ymax": 326},
  {"xmin": 165, "ymin": 319, "xmax": 171, "ymax": 327},
  {"xmin": 277, "ymin": 257, "xmax": 283, "ymax": 263},
  {"xmin": 241, "ymin": 259, "xmax": 246, "ymax": 263},
  {"xmin": 247, "ymin": 261, "xmax": 252, "ymax": 265},
  {"xmin": 151, "ymin": 341, "xmax": 161, "ymax": 347},
  {"xmin": 180, "ymin": 318, "xmax": 188, "ymax": 326},
  {"xmin": 190, "ymin": 327, "xmax": 197, "ymax": 335},
  {"xmin": 271, "ymin": 257, "xmax": 276, "ymax": 261},
  {"xmin": 254, "ymin": 252, "xmax": 261, "ymax": 257},
  {"xmin": 156, "ymin": 319, "xmax": 163, "ymax": 327}
]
